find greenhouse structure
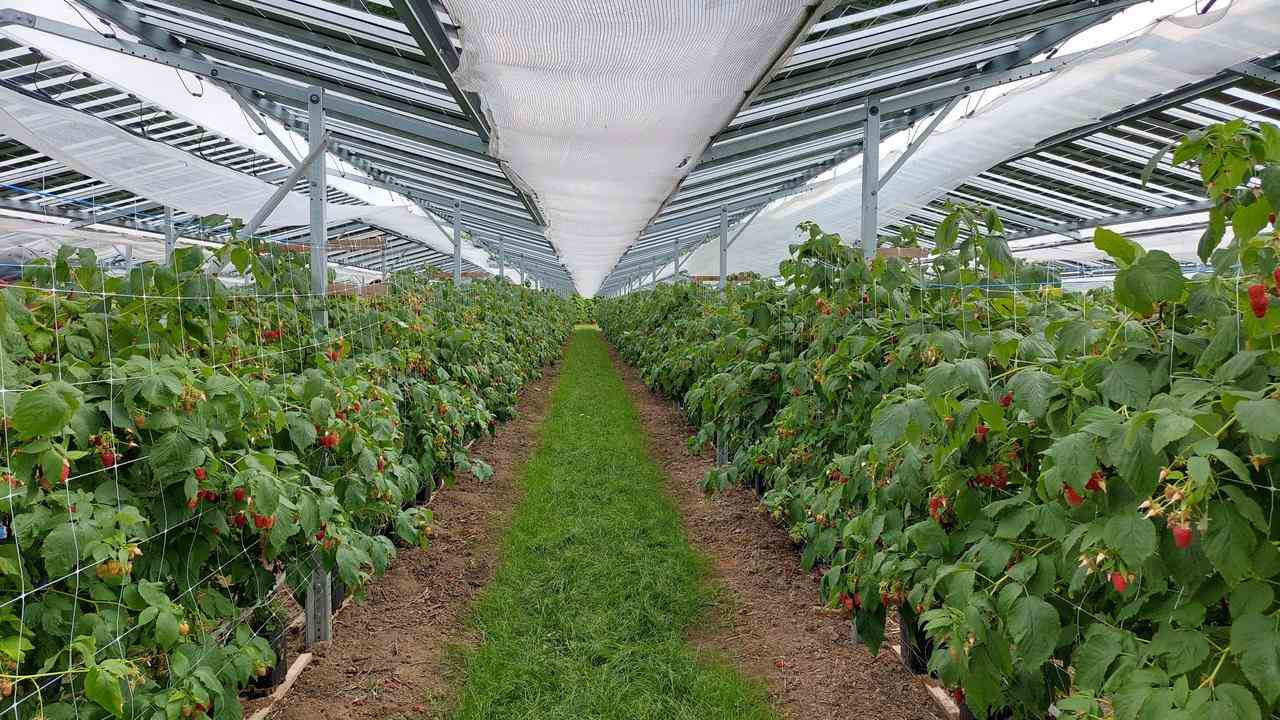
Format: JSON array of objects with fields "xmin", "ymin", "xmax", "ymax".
[{"xmin": 0, "ymin": 1, "xmax": 1279, "ymax": 719}]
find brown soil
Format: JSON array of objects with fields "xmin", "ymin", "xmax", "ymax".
[
  {"xmin": 608, "ymin": 345, "xmax": 945, "ymax": 720},
  {"xmin": 260, "ymin": 361, "xmax": 560, "ymax": 720}
]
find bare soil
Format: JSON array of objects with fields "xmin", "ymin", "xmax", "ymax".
[
  {"xmin": 260, "ymin": 362, "xmax": 560, "ymax": 720},
  {"xmin": 608, "ymin": 345, "xmax": 945, "ymax": 720}
]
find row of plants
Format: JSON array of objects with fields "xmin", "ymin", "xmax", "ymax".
[
  {"xmin": 0, "ymin": 240, "xmax": 572, "ymax": 720},
  {"xmin": 600, "ymin": 119, "xmax": 1280, "ymax": 720}
]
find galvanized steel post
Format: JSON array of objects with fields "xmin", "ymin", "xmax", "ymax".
[
  {"xmin": 308, "ymin": 86, "xmax": 329, "ymax": 329},
  {"xmin": 718, "ymin": 205, "xmax": 728, "ymax": 291},
  {"xmin": 452, "ymin": 200, "xmax": 463, "ymax": 285},
  {"xmin": 861, "ymin": 97, "xmax": 881, "ymax": 262}
]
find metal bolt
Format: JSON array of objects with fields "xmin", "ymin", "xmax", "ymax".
[{"xmin": 310, "ymin": 93, "xmax": 321, "ymax": 104}]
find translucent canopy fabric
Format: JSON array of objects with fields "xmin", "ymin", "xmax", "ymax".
[
  {"xmin": 445, "ymin": 0, "xmax": 811, "ymax": 295},
  {"xmin": 683, "ymin": 0, "xmax": 1280, "ymax": 279}
]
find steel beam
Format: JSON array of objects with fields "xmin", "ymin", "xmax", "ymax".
[
  {"xmin": 243, "ymin": 131, "xmax": 331, "ymax": 238},
  {"xmin": 878, "ymin": 96, "xmax": 958, "ymax": 191},
  {"xmin": 1002, "ymin": 200, "xmax": 1215, "ymax": 241}
]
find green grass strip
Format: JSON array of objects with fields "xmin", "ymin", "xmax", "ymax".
[{"xmin": 448, "ymin": 328, "xmax": 777, "ymax": 720}]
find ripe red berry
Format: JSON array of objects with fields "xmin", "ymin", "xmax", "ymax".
[
  {"xmin": 975, "ymin": 423, "xmax": 989, "ymax": 443},
  {"xmin": 1172, "ymin": 524, "xmax": 1193, "ymax": 549},
  {"xmin": 1274, "ymin": 267, "xmax": 1280, "ymax": 289},
  {"xmin": 1248, "ymin": 283, "xmax": 1268, "ymax": 318},
  {"xmin": 928, "ymin": 495, "xmax": 945, "ymax": 520},
  {"xmin": 253, "ymin": 514, "xmax": 267, "ymax": 529},
  {"xmin": 352, "ymin": 402, "xmax": 361, "ymax": 412},
  {"xmin": 100, "ymin": 452, "xmax": 116, "ymax": 468},
  {"xmin": 1085, "ymin": 471, "xmax": 1105, "ymax": 493},
  {"xmin": 1064, "ymin": 486, "xmax": 1084, "ymax": 508},
  {"xmin": 60, "ymin": 463, "xmax": 70, "ymax": 483},
  {"xmin": 233, "ymin": 487, "xmax": 247, "ymax": 503},
  {"xmin": 1110, "ymin": 572, "xmax": 1129, "ymax": 593},
  {"xmin": 187, "ymin": 497, "xmax": 199, "ymax": 511},
  {"xmin": 194, "ymin": 467, "xmax": 207, "ymax": 481},
  {"xmin": 232, "ymin": 513, "xmax": 247, "ymax": 528},
  {"xmin": 951, "ymin": 688, "xmax": 966, "ymax": 704},
  {"xmin": 999, "ymin": 391, "xmax": 1013, "ymax": 408},
  {"xmin": 315, "ymin": 529, "xmax": 325, "ymax": 541},
  {"xmin": 992, "ymin": 463, "xmax": 1009, "ymax": 488}
]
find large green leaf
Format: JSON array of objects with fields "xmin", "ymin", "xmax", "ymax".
[
  {"xmin": 1235, "ymin": 399, "xmax": 1280, "ymax": 441},
  {"xmin": 1008, "ymin": 595, "xmax": 1059, "ymax": 668},
  {"xmin": 1095, "ymin": 227, "xmax": 1142, "ymax": 266},
  {"xmin": 1007, "ymin": 368, "xmax": 1056, "ymax": 419},
  {"xmin": 1101, "ymin": 360, "xmax": 1152, "ymax": 409},
  {"xmin": 84, "ymin": 665, "xmax": 125, "ymax": 717},
  {"xmin": 1044, "ymin": 432, "xmax": 1097, "ymax": 490},
  {"xmin": 1231, "ymin": 613, "xmax": 1280, "ymax": 704},
  {"xmin": 1114, "ymin": 250, "xmax": 1185, "ymax": 315},
  {"xmin": 12, "ymin": 386, "xmax": 70, "ymax": 439},
  {"xmin": 1204, "ymin": 501, "xmax": 1257, "ymax": 585},
  {"xmin": 1105, "ymin": 513, "xmax": 1158, "ymax": 568},
  {"xmin": 870, "ymin": 402, "xmax": 911, "ymax": 449}
]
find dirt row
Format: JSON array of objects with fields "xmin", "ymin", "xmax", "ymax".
[
  {"xmin": 608, "ymin": 345, "xmax": 944, "ymax": 720},
  {"xmin": 257, "ymin": 343, "xmax": 941, "ymax": 719}
]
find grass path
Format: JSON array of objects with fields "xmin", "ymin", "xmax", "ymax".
[{"xmin": 448, "ymin": 328, "xmax": 776, "ymax": 720}]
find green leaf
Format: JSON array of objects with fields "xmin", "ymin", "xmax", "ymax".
[
  {"xmin": 1207, "ymin": 684, "xmax": 1261, "ymax": 720},
  {"xmin": 870, "ymin": 403, "xmax": 910, "ymax": 449},
  {"xmin": 1095, "ymin": 227, "xmax": 1142, "ymax": 266},
  {"xmin": 1101, "ymin": 360, "xmax": 1152, "ymax": 409},
  {"xmin": 287, "ymin": 414, "xmax": 317, "ymax": 450},
  {"xmin": 1008, "ymin": 595, "xmax": 1059, "ymax": 668},
  {"xmin": 1114, "ymin": 250, "xmax": 1185, "ymax": 315},
  {"xmin": 1204, "ymin": 501, "xmax": 1257, "ymax": 585},
  {"xmin": 1008, "ymin": 369, "xmax": 1056, "ymax": 419},
  {"xmin": 1105, "ymin": 513, "xmax": 1158, "ymax": 568},
  {"xmin": 1221, "ymin": 486, "xmax": 1268, "ymax": 533},
  {"xmin": 1235, "ymin": 400, "xmax": 1280, "ymax": 441},
  {"xmin": 1152, "ymin": 414, "xmax": 1195, "ymax": 453},
  {"xmin": 1073, "ymin": 624, "xmax": 1125, "ymax": 692},
  {"xmin": 12, "ymin": 386, "xmax": 70, "ymax": 439},
  {"xmin": 1044, "ymin": 432, "xmax": 1097, "ymax": 491},
  {"xmin": 1261, "ymin": 164, "xmax": 1280, "ymax": 211},
  {"xmin": 84, "ymin": 665, "xmax": 125, "ymax": 717},
  {"xmin": 155, "ymin": 611, "xmax": 179, "ymax": 649},
  {"xmin": 1233, "ymin": 196, "xmax": 1273, "ymax": 242},
  {"xmin": 1215, "ymin": 351, "xmax": 1265, "ymax": 383},
  {"xmin": 1232, "ymin": 614, "xmax": 1280, "ymax": 703},
  {"xmin": 41, "ymin": 525, "xmax": 79, "ymax": 577},
  {"xmin": 150, "ymin": 431, "xmax": 201, "ymax": 477},
  {"xmin": 1148, "ymin": 627, "xmax": 1210, "ymax": 675},
  {"xmin": 1229, "ymin": 582, "xmax": 1274, "ymax": 619},
  {"xmin": 1209, "ymin": 449, "xmax": 1252, "ymax": 484},
  {"xmin": 1199, "ymin": 208, "xmax": 1227, "ymax": 263}
]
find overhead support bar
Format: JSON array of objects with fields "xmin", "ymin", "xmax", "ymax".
[
  {"xmin": 1233, "ymin": 61, "xmax": 1280, "ymax": 87},
  {"xmin": 390, "ymin": 0, "xmax": 489, "ymax": 143},
  {"xmin": 878, "ymin": 96, "xmax": 959, "ymax": 191},
  {"xmin": 242, "ymin": 129, "xmax": 332, "ymax": 239},
  {"xmin": 224, "ymin": 81, "xmax": 302, "ymax": 167},
  {"xmin": 1001, "ymin": 200, "xmax": 1216, "ymax": 242},
  {"xmin": 860, "ymin": 97, "xmax": 881, "ymax": 262}
]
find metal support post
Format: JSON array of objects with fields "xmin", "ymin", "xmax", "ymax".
[
  {"xmin": 861, "ymin": 97, "xmax": 881, "ymax": 262},
  {"xmin": 517, "ymin": 254, "xmax": 526, "ymax": 286},
  {"xmin": 304, "ymin": 552, "xmax": 332, "ymax": 648},
  {"xmin": 497, "ymin": 234, "xmax": 505, "ymax": 281},
  {"xmin": 163, "ymin": 207, "xmax": 175, "ymax": 266},
  {"xmin": 718, "ymin": 205, "xmax": 728, "ymax": 291},
  {"xmin": 380, "ymin": 241, "xmax": 388, "ymax": 282},
  {"xmin": 452, "ymin": 200, "xmax": 463, "ymax": 285},
  {"xmin": 671, "ymin": 239, "xmax": 682, "ymax": 280},
  {"xmin": 307, "ymin": 86, "xmax": 329, "ymax": 329}
]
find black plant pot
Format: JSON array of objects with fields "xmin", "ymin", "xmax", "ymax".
[
  {"xmin": 250, "ymin": 632, "xmax": 289, "ymax": 693},
  {"xmin": 330, "ymin": 577, "xmax": 346, "ymax": 613},
  {"xmin": 898, "ymin": 604, "xmax": 933, "ymax": 675}
]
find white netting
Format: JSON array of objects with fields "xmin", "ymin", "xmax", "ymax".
[
  {"xmin": 445, "ymin": 0, "xmax": 812, "ymax": 296},
  {"xmin": 684, "ymin": 0, "xmax": 1280, "ymax": 279}
]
